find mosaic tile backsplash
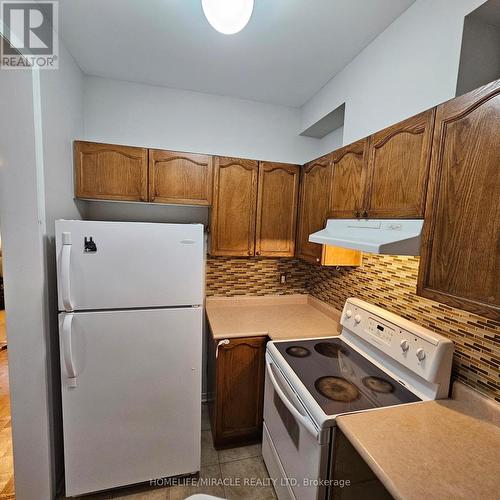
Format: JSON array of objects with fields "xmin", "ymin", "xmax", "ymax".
[
  {"xmin": 206, "ymin": 257, "xmax": 309, "ymax": 296},
  {"xmin": 206, "ymin": 255, "xmax": 500, "ymax": 402}
]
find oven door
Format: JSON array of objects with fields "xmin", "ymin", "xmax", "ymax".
[{"xmin": 263, "ymin": 355, "xmax": 330, "ymax": 500}]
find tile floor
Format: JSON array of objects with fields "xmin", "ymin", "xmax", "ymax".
[{"xmin": 62, "ymin": 404, "xmax": 275, "ymax": 500}]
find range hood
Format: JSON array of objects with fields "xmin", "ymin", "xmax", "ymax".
[{"xmin": 309, "ymin": 219, "xmax": 424, "ymax": 256}]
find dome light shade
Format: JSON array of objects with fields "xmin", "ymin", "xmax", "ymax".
[{"xmin": 202, "ymin": 0, "xmax": 254, "ymax": 35}]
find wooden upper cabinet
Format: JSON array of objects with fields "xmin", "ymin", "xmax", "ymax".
[
  {"xmin": 210, "ymin": 156, "xmax": 259, "ymax": 256},
  {"xmin": 255, "ymin": 162, "xmax": 300, "ymax": 257},
  {"xmin": 417, "ymin": 80, "xmax": 500, "ymax": 320},
  {"xmin": 329, "ymin": 139, "xmax": 369, "ymax": 218},
  {"xmin": 364, "ymin": 109, "xmax": 435, "ymax": 218},
  {"xmin": 296, "ymin": 155, "xmax": 333, "ymax": 263},
  {"xmin": 148, "ymin": 150, "xmax": 213, "ymax": 205},
  {"xmin": 74, "ymin": 141, "xmax": 148, "ymax": 201}
]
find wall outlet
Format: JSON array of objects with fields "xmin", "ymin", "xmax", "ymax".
[{"xmin": 280, "ymin": 274, "xmax": 287, "ymax": 284}]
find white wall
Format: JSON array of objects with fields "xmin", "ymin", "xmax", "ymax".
[
  {"xmin": 83, "ymin": 76, "xmax": 319, "ymax": 165},
  {"xmin": 456, "ymin": 15, "xmax": 500, "ymax": 95},
  {"xmin": 0, "ymin": 67, "xmax": 55, "ymax": 499},
  {"xmin": 300, "ymin": 0, "xmax": 487, "ymax": 145},
  {"xmin": 0, "ymin": 22, "xmax": 84, "ymax": 499},
  {"xmin": 314, "ymin": 127, "xmax": 344, "ymax": 159}
]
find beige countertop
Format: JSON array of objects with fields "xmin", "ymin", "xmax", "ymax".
[
  {"xmin": 337, "ymin": 383, "xmax": 500, "ymax": 500},
  {"xmin": 206, "ymin": 294, "xmax": 341, "ymax": 341}
]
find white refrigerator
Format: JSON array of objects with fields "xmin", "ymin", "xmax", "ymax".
[{"xmin": 55, "ymin": 220, "xmax": 204, "ymax": 497}]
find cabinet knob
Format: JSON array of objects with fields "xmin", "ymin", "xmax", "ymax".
[
  {"xmin": 316, "ymin": 257, "xmax": 320, "ymax": 263},
  {"xmin": 256, "ymin": 251, "xmax": 261, "ymax": 256}
]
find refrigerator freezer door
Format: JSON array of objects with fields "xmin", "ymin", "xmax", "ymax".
[
  {"xmin": 56, "ymin": 220, "xmax": 204, "ymax": 311},
  {"xmin": 59, "ymin": 307, "xmax": 202, "ymax": 496}
]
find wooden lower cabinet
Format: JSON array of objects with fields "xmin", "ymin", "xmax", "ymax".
[{"xmin": 208, "ymin": 334, "xmax": 267, "ymax": 448}]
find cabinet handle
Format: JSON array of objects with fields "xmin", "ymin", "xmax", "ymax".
[
  {"xmin": 362, "ymin": 210, "xmax": 368, "ymax": 219},
  {"xmin": 216, "ymin": 339, "xmax": 230, "ymax": 358}
]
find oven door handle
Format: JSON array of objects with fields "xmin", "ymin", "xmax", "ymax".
[{"xmin": 266, "ymin": 361, "xmax": 318, "ymax": 437}]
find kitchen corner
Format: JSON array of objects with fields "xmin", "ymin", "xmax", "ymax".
[
  {"xmin": 1, "ymin": 1, "xmax": 499, "ymax": 499},
  {"xmin": 206, "ymin": 294, "xmax": 342, "ymax": 341},
  {"xmin": 205, "ymin": 294, "xmax": 341, "ymax": 449}
]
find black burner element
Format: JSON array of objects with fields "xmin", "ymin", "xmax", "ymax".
[
  {"xmin": 362, "ymin": 376, "xmax": 395, "ymax": 394},
  {"xmin": 286, "ymin": 346, "xmax": 311, "ymax": 358},
  {"xmin": 314, "ymin": 342, "xmax": 348, "ymax": 358},
  {"xmin": 315, "ymin": 376, "xmax": 360, "ymax": 402}
]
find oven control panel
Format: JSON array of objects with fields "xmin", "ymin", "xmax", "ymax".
[
  {"xmin": 341, "ymin": 298, "xmax": 453, "ymax": 386},
  {"xmin": 367, "ymin": 318, "xmax": 395, "ymax": 345}
]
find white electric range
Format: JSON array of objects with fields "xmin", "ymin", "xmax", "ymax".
[{"xmin": 262, "ymin": 298, "xmax": 454, "ymax": 500}]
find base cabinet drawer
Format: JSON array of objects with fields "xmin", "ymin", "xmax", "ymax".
[{"xmin": 208, "ymin": 335, "xmax": 266, "ymax": 448}]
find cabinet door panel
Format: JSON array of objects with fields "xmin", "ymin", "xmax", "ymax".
[
  {"xmin": 296, "ymin": 155, "xmax": 333, "ymax": 263},
  {"xmin": 149, "ymin": 150, "xmax": 213, "ymax": 205},
  {"xmin": 417, "ymin": 80, "xmax": 500, "ymax": 320},
  {"xmin": 74, "ymin": 141, "xmax": 148, "ymax": 201},
  {"xmin": 215, "ymin": 336, "xmax": 266, "ymax": 446},
  {"xmin": 210, "ymin": 157, "xmax": 259, "ymax": 256},
  {"xmin": 365, "ymin": 110, "xmax": 435, "ymax": 218},
  {"xmin": 329, "ymin": 139, "xmax": 369, "ymax": 218},
  {"xmin": 255, "ymin": 162, "xmax": 300, "ymax": 257}
]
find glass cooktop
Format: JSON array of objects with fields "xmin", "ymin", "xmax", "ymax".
[{"xmin": 274, "ymin": 338, "xmax": 421, "ymax": 416}]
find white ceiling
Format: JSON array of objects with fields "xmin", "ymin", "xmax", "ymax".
[{"xmin": 59, "ymin": 0, "xmax": 416, "ymax": 107}]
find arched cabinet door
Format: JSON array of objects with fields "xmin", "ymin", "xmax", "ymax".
[
  {"xmin": 417, "ymin": 79, "xmax": 500, "ymax": 320},
  {"xmin": 364, "ymin": 109, "xmax": 435, "ymax": 218},
  {"xmin": 255, "ymin": 162, "xmax": 300, "ymax": 257},
  {"xmin": 209, "ymin": 336, "xmax": 267, "ymax": 447},
  {"xmin": 210, "ymin": 156, "xmax": 259, "ymax": 256},
  {"xmin": 328, "ymin": 138, "xmax": 369, "ymax": 219},
  {"xmin": 296, "ymin": 155, "xmax": 333, "ymax": 264},
  {"xmin": 74, "ymin": 141, "xmax": 148, "ymax": 201},
  {"xmin": 148, "ymin": 149, "xmax": 213, "ymax": 205}
]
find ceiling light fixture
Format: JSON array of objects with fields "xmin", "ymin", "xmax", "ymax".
[{"xmin": 201, "ymin": 0, "xmax": 254, "ymax": 35}]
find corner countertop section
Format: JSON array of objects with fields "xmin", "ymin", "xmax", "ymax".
[
  {"xmin": 206, "ymin": 294, "xmax": 341, "ymax": 341},
  {"xmin": 336, "ymin": 382, "xmax": 500, "ymax": 500}
]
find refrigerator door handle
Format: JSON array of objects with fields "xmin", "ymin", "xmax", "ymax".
[
  {"xmin": 62, "ymin": 313, "xmax": 77, "ymax": 387},
  {"xmin": 61, "ymin": 232, "xmax": 74, "ymax": 311}
]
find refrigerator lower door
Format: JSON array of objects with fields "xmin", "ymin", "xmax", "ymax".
[
  {"xmin": 59, "ymin": 307, "xmax": 202, "ymax": 496},
  {"xmin": 55, "ymin": 220, "xmax": 204, "ymax": 311}
]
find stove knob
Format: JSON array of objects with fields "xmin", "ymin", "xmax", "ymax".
[
  {"xmin": 400, "ymin": 340, "xmax": 409, "ymax": 352},
  {"xmin": 416, "ymin": 348, "xmax": 426, "ymax": 361},
  {"xmin": 354, "ymin": 314, "xmax": 361, "ymax": 324},
  {"xmin": 346, "ymin": 310, "xmax": 352, "ymax": 318}
]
